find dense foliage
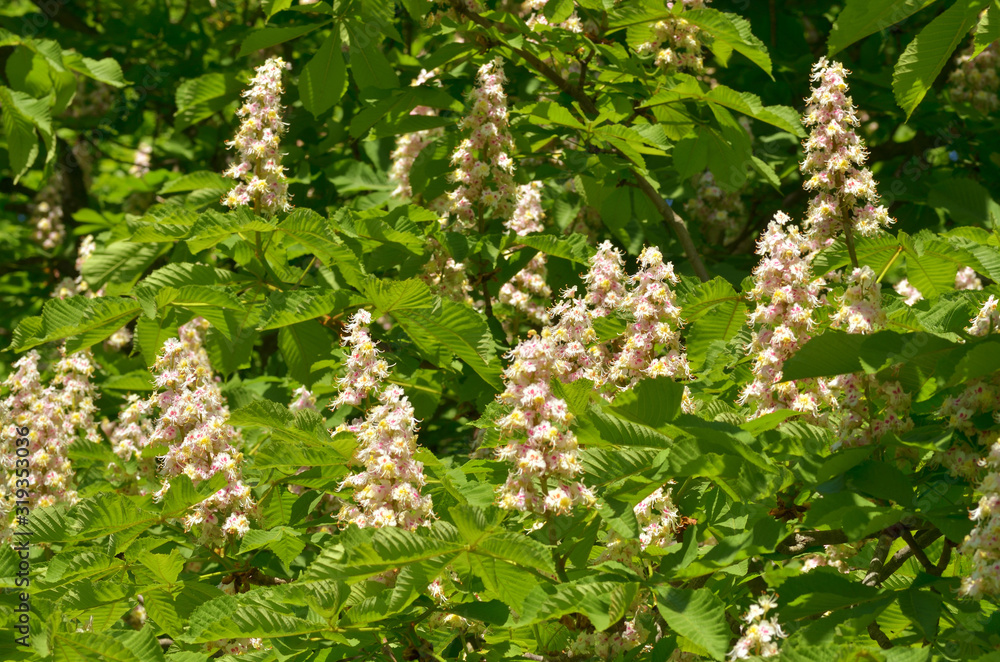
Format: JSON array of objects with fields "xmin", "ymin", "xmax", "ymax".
[{"xmin": 2, "ymin": 0, "xmax": 1000, "ymax": 660}]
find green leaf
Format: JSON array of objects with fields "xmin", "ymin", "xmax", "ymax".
[
  {"xmin": 654, "ymin": 587, "xmax": 730, "ymax": 660},
  {"xmin": 609, "ymin": 377, "xmax": 685, "ymax": 427},
  {"xmin": 508, "ymin": 232, "xmax": 594, "ymax": 264},
  {"xmin": 52, "ymin": 632, "xmax": 145, "ymax": 662},
  {"xmin": 348, "ymin": 21, "xmax": 400, "ymax": 90},
  {"xmin": 257, "ymin": 287, "xmax": 357, "ymax": 330},
  {"xmin": 159, "ymin": 170, "xmax": 230, "ymax": 194},
  {"xmin": 63, "ymin": 52, "xmax": 128, "ymax": 87},
  {"xmin": 299, "ymin": 29, "xmax": 347, "ymax": 117},
  {"xmin": 0, "ymin": 85, "xmax": 48, "ymax": 182},
  {"xmin": 12, "ymin": 296, "xmax": 143, "ymax": 353},
  {"xmin": 893, "ymin": 0, "xmax": 989, "ymax": 119},
  {"xmin": 927, "ymin": 177, "xmax": 1000, "ymax": 226},
  {"xmin": 80, "ymin": 242, "xmax": 165, "ymax": 294},
  {"xmin": 682, "ymin": 276, "xmax": 747, "ymax": 371},
  {"xmin": 393, "ymin": 298, "xmax": 503, "ymax": 389},
  {"xmin": 644, "ymin": 80, "xmax": 803, "ymax": 136},
  {"xmin": 238, "ymin": 22, "xmax": 329, "ymax": 57},
  {"xmin": 174, "ymin": 72, "xmax": 242, "ymax": 130},
  {"xmin": 684, "ymin": 9, "xmax": 773, "ymax": 77},
  {"xmin": 186, "ymin": 209, "xmax": 276, "ymax": 253},
  {"xmin": 828, "ymin": 0, "xmax": 938, "ymax": 55},
  {"xmin": 583, "ymin": 405, "xmax": 676, "ymax": 449},
  {"xmin": 278, "ymin": 320, "xmax": 333, "ymax": 386},
  {"xmin": 973, "ymin": 2, "xmax": 1000, "ymax": 56}
]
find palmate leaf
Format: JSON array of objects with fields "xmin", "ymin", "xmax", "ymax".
[
  {"xmin": 580, "ymin": 405, "xmax": 675, "ymax": 449},
  {"xmin": 394, "ymin": 299, "xmax": 504, "ymax": 389},
  {"xmin": 347, "ymin": 19, "xmax": 400, "ymax": 91},
  {"xmin": 973, "ymin": 2, "xmax": 1000, "ymax": 56},
  {"xmin": 827, "ymin": 0, "xmax": 937, "ymax": 55},
  {"xmin": 62, "ymin": 52, "xmax": 128, "ymax": 87},
  {"xmin": 609, "ymin": 377, "xmax": 685, "ymax": 427},
  {"xmin": 810, "ymin": 234, "xmax": 901, "ymax": 276},
  {"xmin": 892, "ymin": 0, "xmax": 989, "ymax": 119}
]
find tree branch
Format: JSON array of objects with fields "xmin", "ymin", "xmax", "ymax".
[
  {"xmin": 899, "ymin": 528, "xmax": 938, "ymax": 576},
  {"xmin": 450, "ymin": 2, "xmax": 599, "ymax": 116},
  {"xmin": 878, "ymin": 528, "xmax": 942, "ymax": 583},
  {"xmin": 867, "ymin": 621, "xmax": 894, "ymax": 650},
  {"xmin": 774, "ymin": 529, "xmax": 849, "ymax": 556},
  {"xmin": 630, "ymin": 170, "xmax": 711, "ymax": 282},
  {"xmin": 863, "ymin": 531, "xmax": 894, "ymax": 587}
]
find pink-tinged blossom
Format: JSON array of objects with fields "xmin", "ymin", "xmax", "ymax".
[
  {"xmin": 333, "ymin": 312, "xmax": 434, "ymax": 530},
  {"xmin": 507, "ymin": 181, "xmax": 545, "ymax": 235},
  {"xmin": 894, "ymin": 278, "xmax": 923, "ymax": 306},
  {"xmin": 948, "ymin": 40, "xmax": 1000, "ymax": 114},
  {"xmin": 421, "ymin": 239, "xmax": 475, "ymax": 303},
  {"xmin": 499, "ymin": 253, "xmax": 552, "ymax": 326},
  {"xmin": 634, "ymin": 1, "xmax": 710, "ymax": 74},
  {"xmin": 583, "ymin": 241, "xmax": 628, "ymax": 318},
  {"xmin": 147, "ymin": 319, "xmax": 255, "ymax": 544},
  {"xmin": 447, "ymin": 57, "xmax": 516, "ymax": 230},
  {"xmin": 104, "ymin": 327, "xmax": 133, "ymax": 352},
  {"xmin": 332, "ymin": 310, "xmax": 391, "ymax": 409},
  {"xmin": 523, "ymin": 0, "xmax": 584, "ymax": 33},
  {"xmin": 952, "ymin": 302, "xmax": 1000, "ymax": 598},
  {"xmin": 729, "ymin": 593, "xmax": 788, "ymax": 660},
  {"xmin": 32, "ymin": 200, "xmax": 65, "ymax": 251},
  {"xmin": 390, "ymin": 69, "xmax": 442, "ymax": 198},
  {"xmin": 827, "ymin": 267, "xmax": 912, "ymax": 448},
  {"xmin": 130, "ymin": 143, "xmax": 152, "ymax": 177},
  {"xmin": 499, "ymin": 182, "xmax": 553, "ymax": 327},
  {"xmin": 0, "ymin": 348, "xmax": 100, "ymax": 540},
  {"xmin": 896, "ymin": 267, "xmax": 982, "ymax": 307},
  {"xmin": 956, "ymin": 266, "xmax": 984, "ymax": 291},
  {"xmin": 967, "ymin": 295, "xmax": 999, "ymax": 337},
  {"xmin": 222, "ymin": 56, "xmax": 292, "ymax": 216},
  {"xmin": 740, "ymin": 212, "xmax": 831, "ymax": 418},
  {"xmin": 564, "ymin": 614, "xmax": 646, "ymax": 659},
  {"xmin": 685, "ymin": 171, "xmax": 745, "ymax": 244},
  {"xmin": 601, "ymin": 486, "xmax": 682, "ymax": 565},
  {"xmin": 496, "ymin": 290, "xmax": 600, "ymax": 514},
  {"xmin": 605, "ymin": 246, "xmax": 690, "ymax": 389},
  {"xmin": 289, "ymin": 386, "xmax": 317, "ymax": 412},
  {"xmin": 801, "ymin": 59, "xmax": 894, "ymax": 247},
  {"xmin": 830, "ymin": 267, "xmax": 886, "ymax": 335},
  {"xmin": 959, "ymin": 430, "xmax": 1000, "ymax": 598}
]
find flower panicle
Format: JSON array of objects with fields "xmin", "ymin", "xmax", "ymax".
[
  {"xmin": 222, "ymin": 56, "xmax": 292, "ymax": 216},
  {"xmin": 801, "ymin": 58, "xmax": 894, "ymax": 247}
]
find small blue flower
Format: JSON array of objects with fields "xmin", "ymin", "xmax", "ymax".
[
  {"xmin": 949, "ymin": 150, "xmax": 959, "ymax": 162},
  {"xmin": 665, "ymin": 198, "xmax": 673, "ymax": 207}
]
